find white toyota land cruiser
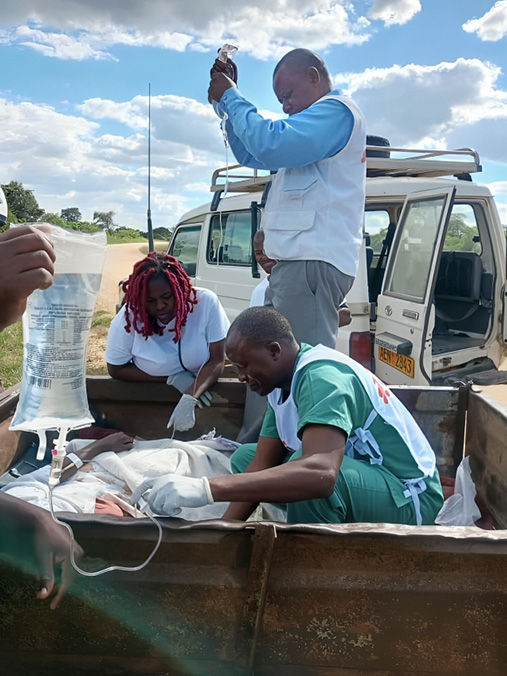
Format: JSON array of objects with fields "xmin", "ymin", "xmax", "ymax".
[{"xmin": 167, "ymin": 142, "xmax": 507, "ymax": 387}]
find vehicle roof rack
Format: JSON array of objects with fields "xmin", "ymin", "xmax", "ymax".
[
  {"xmin": 210, "ymin": 165, "xmax": 271, "ymax": 194},
  {"xmin": 365, "ymin": 146, "xmax": 482, "ymax": 179},
  {"xmin": 210, "ymin": 146, "xmax": 482, "ymax": 193}
]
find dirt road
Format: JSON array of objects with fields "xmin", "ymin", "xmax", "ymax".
[
  {"xmin": 87, "ymin": 242, "xmax": 165, "ymax": 375},
  {"xmin": 95, "ymin": 242, "xmax": 152, "ymax": 315},
  {"xmin": 96, "ymin": 241, "xmax": 167, "ymax": 314}
]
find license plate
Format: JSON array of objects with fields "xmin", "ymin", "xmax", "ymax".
[{"xmin": 377, "ymin": 346, "xmax": 415, "ymax": 378}]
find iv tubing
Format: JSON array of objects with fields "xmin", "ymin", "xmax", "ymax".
[{"xmin": 48, "ymin": 487, "xmax": 163, "ymax": 576}]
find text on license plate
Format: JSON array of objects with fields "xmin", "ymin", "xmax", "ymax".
[{"xmin": 377, "ymin": 346, "xmax": 415, "ymax": 378}]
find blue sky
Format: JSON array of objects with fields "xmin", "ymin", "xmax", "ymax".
[{"xmin": 1, "ymin": 0, "xmax": 507, "ymax": 230}]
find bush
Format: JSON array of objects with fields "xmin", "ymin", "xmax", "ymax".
[
  {"xmin": 0, "ymin": 321, "xmax": 23, "ymax": 389},
  {"xmin": 107, "ymin": 229, "xmax": 146, "ymax": 244}
]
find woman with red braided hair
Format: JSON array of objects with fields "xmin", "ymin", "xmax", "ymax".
[{"xmin": 105, "ymin": 252, "xmax": 230, "ymax": 432}]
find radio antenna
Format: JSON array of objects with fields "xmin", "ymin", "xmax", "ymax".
[{"xmin": 147, "ymin": 82, "xmax": 154, "ymax": 252}]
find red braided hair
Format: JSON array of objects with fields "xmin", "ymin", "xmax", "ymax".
[{"xmin": 121, "ymin": 252, "xmax": 198, "ymax": 342}]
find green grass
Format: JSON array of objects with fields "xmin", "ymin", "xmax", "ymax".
[
  {"xmin": 91, "ymin": 310, "xmax": 114, "ymax": 328},
  {"xmin": 0, "ymin": 321, "xmax": 23, "ymax": 389},
  {"xmin": 139, "ymin": 240, "xmax": 168, "ymax": 255},
  {"xmin": 0, "ymin": 310, "xmax": 114, "ymax": 389},
  {"xmin": 107, "ymin": 233, "xmax": 146, "ymax": 245}
]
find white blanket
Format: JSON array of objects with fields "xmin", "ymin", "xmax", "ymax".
[{"xmin": 2, "ymin": 433, "xmax": 237, "ymax": 521}]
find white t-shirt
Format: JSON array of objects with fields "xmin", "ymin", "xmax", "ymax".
[
  {"xmin": 105, "ymin": 287, "xmax": 230, "ymax": 377},
  {"xmin": 249, "ymin": 277, "xmax": 269, "ymax": 308}
]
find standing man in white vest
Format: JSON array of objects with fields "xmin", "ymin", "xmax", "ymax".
[{"xmin": 208, "ymin": 48, "xmax": 366, "ymax": 348}]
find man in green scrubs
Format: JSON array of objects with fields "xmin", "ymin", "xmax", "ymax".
[{"xmin": 134, "ymin": 306, "xmax": 444, "ymax": 525}]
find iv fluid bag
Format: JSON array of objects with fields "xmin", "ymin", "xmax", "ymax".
[{"xmin": 10, "ymin": 224, "xmax": 107, "ymax": 433}]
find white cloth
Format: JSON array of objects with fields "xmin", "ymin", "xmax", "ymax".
[
  {"xmin": 263, "ymin": 94, "xmax": 366, "ymax": 278},
  {"xmin": 250, "ymin": 276, "xmax": 269, "ymax": 307},
  {"xmin": 435, "ymin": 457, "xmax": 481, "ymax": 526},
  {"xmin": 2, "ymin": 434, "xmax": 238, "ymax": 521},
  {"xmin": 105, "ymin": 287, "xmax": 230, "ymax": 377}
]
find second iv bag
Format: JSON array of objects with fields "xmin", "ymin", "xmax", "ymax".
[{"xmin": 9, "ymin": 224, "xmax": 107, "ymax": 455}]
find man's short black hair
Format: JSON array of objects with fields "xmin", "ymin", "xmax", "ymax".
[
  {"xmin": 228, "ymin": 306, "xmax": 296, "ymax": 346},
  {"xmin": 273, "ymin": 48, "xmax": 330, "ymax": 80}
]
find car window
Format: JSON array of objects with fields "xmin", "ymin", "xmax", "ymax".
[
  {"xmin": 444, "ymin": 203, "xmax": 482, "ymax": 254},
  {"xmin": 207, "ymin": 211, "xmax": 252, "ymax": 266},
  {"xmin": 364, "ymin": 210, "xmax": 391, "ymax": 254},
  {"xmin": 169, "ymin": 225, "xmax": 202, "ymax": 276},
  {"xmin": 386, "ymin": 195, "xmax": 447, "ymax": 301}
]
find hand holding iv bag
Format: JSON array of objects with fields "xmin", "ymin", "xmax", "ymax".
[
  {"xmin": 216, "ymin": 43, "xmax": 238, "ymax": 82},
  {"xmin": 208, "ymin": 43, "xmax": 238, "ymax": 111},
  {"xmin": 9, "ymin": 224, "xmax": 107, "ymax": 460}
]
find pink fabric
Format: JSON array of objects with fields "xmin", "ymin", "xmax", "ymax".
[{"xmin": 94, "ymin": 496, "xmax": 128, "ymax": 516}]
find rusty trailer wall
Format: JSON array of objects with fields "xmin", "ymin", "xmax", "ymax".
[
  {"xmin": 1, "ymin": 381, "xmax": 507, "ymax": 674},
  {"xmin": 467, "ymin": 388, "xmax": 507, "ymax": 529},
  {"xmin": 0, "ymin": 384, "xmax": 23, "ymax": 474},
  {"xmin": 390, "ymin": 385, "xmax": 465, "ymax": 477},
  {"xmin": 85, "ymin": 376, "xmax": 246, "ymax": 443},
  {"xmin": 2, "ymin": 520, "xmax": 507, "ymax": 675}
]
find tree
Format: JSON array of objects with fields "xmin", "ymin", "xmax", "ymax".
[
  {"xmin": 92, "ymin": 210, "xmax": 116, "ymax": 233},
  {"xmin": 446, "ymin": 214, "xmax": 470, "ymax": 240},
  {"xmin": 369, "ymin": 227, "xmax": 388, "ymax": 253},
  {"xmin": 2, "ymin": 181, "xmax": 45, "ymax": 222},
  {"xmin": 43, "ymin": 212, "xmax": 67, "ymax": 227},
  {"xmin": 444, "ymin": 214, "xmax": 478, "ymax": 252},
  {"xmin": 152, "ymin": 227, "xmax": 172, "ymax": 241},
  {"xmin": 61, "ymin": 207, "xmax": 82, "ymax": 223}
]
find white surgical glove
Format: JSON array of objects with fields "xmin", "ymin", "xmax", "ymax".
[
  {"xmin": 131, "ymin": 474, "xmax": 214, "ymax": 516},
  {"xmin": 167, "ymin": 393, "xmax": 199, "ymax": 432},
  {"xmin": 166, "ymin": 371, "xmax": 212, "ymax": 408}
]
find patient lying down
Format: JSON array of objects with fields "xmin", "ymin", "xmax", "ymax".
[{"xmin": 2, "ymin": 432, "xmax": 236, "ymax": 521}]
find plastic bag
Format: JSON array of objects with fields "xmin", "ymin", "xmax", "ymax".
[
  {"xmin": 9, "ymin": 224, "xmax": 107, "ymax": 456},
  {"xmin": 435, "ymin": 456, "xmax": 481, "ymax": 526}
]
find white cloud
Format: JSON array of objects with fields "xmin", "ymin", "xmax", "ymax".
[
  {"xmin": 0, "ymin": 94, "xmax": 229, "ymax": 228},
  {"xmin": 339, "ymin": 58, "xmax": 507, "ymax": 161},
  {"xmin": 369, "ymin": 0, "xmax": 421, "ymax": 27},
  {"xmin": 463, "ymin": 1, "xmax": 507, "ymax": 42},
  {"xmin": 79, "ymin": 94, "xmax": 224, "ymax": 156},
  {"xmin": 2, "ymin": 1, "xmax": 373, "ymax": 60},
  {"xmin": 486, "ymin": 180, "xmax": 507, "ymax": 206},
  {"xmin": 193, "ymin": 3, "xmax": 370, "ymax": 60},
  {"xmin": 445, "ymin": 118, "xmax": 507, "ymax": 165},
  {"xmin": 15, "ymin": 25, "xmax": 116, "ymax": 60},
  {"xmin": 12, "ymin": 24, "xmax": 193, "ymax": 60},
  {"xmin": 486, "ymin": 181, "xmax": 507, "ymax": 226}
]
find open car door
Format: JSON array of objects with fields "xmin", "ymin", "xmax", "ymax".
[
  {"xmin": 504, "ymin": 281, "xmax": 507, "ymax": 346},
  {"xmin": 375, "ymin": 187, "xmax": 456, "ymax": 385}
]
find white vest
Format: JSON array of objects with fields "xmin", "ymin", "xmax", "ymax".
[
  {"xmin": 263, "ymin": 95, "xmax": 366, "ymax": 277},
  {"xmin": 268, "ymin": 345, "xmax": 435, "ymax": 476},
  {"xmin": 268, "ymin": 346, "xmax": 436, "ymax": 525}
]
